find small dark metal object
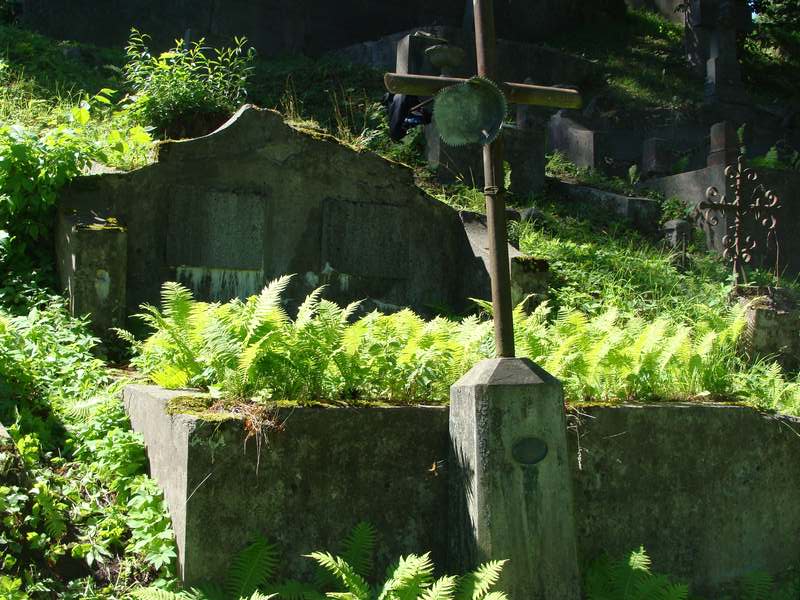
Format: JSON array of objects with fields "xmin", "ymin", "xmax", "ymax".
[
  {"xmin": 512, "ymin": 437, "xmax": 549, "ymax": 465},
  {"xmin": 699, "ymin": 154, "xmax": 781, "ymax": 287},
  {"xmin": 382, "ymin": 0, "xmax": 583, "ymax": 358}
]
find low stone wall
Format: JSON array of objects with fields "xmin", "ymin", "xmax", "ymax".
[
  {"xmin": 570, "ymin": 403, "xmax": 800, "ymax": 595},
  {"xmin": 125, "ymin": 385, "xmax": 800, "ymax": 593},
  {"xmin": 123, "ymin": 386, "xmax": 450, "ymax": 584}
]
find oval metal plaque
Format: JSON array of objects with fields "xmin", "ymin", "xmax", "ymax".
[{"xmin": 512, "ymin": 437, "xmax": 548, "ymax": 465}]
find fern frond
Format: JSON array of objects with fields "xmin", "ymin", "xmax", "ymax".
[
  {"xmin": 455, "ymin": 560, "xmax": 507, "ymax": 600},
  {"xmin": 480, "ymin": 593, "xmax": 508, "ymax": 600},
  {"xmin": 225, "ymin": 536, "xmax": 280, "ymax": 599},
  {"xmin": 152, "ymin": 364, "xmax": 190, "ymax": 389},
  {"xmin": 420, "ymin": 575, "xmax": 457, "ymax": 600},
  {"xmin": 739, "ymin": 570, "xmax": 774, "ymax": 600},
  {"xmin": 247, "ymin": 276, "xmax": 293, "ymax": 339},
  {"xmin": 248, "ymin": 592, "xmax": 278, "ymax": 600},
  {"xmin": 306, "ymin": 552, "xmax": 370, "ymax": 600},
  {"xmin": 378, "ymin": 553, "xmax": 434, "ymax": 600},
  {"xmin": 296, "ymin": 286, "xmax": 326, "ymax": 328},
  {"xmin": 341, "ymin": 521, "xmax": 377, "ymax": 579},
  {"xmin": 627, "ymin": 547, "xmax": 652, "ymax": 573}
]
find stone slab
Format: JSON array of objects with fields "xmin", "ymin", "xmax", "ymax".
[
  {"xmin": 123, "ymin": 385, "xmax": 450, "ymax": 585},
  {"xmin": 551, "ymin": 181, "xmax": 661, "ymax": 233},
  {"xmin": 126, "ymin": 383, "xmax": 800, "ymax": 595}
]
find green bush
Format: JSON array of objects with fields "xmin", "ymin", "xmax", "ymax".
[
  {"xmin": 123, "ymin": 29, "xmax": 256, "ymax": 136},
  {"xmin": 0, "ymin": 91, "xmax": 152, "ymax": 257},
  {"xmin": 0, "ymin": 303, "xmax": 176, "ymax": 598}
]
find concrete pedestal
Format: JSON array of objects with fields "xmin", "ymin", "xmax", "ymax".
[{"xmin": 449, "ymin": 358, "xmax": 580, "ymax": 599}]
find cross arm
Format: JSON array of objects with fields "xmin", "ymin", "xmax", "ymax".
[{"xmin": 384, "ymin": 72, "xmax": 582, "ymax": 110}]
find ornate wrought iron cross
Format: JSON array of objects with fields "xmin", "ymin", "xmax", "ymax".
[
  {"xmin": 699, "ymin": 155, "xmax": 781, "ymax": 287},
  {"xmin": 384, "ymin": 0, "xmax": 582, "ymax": 357}
]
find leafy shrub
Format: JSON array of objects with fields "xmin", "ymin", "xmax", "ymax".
[
  {"xmin": 123, "ymin": 29, "xmax": 256, "ymax": 136},
  {"xmin": 0, "ymin": 302, "xmax": 176, "ymax": 597},
  {"xmin": 134, "ymin": 522, "xmax": 509, "ymax": 600},
  {"xmin": 0, "ymin": 122, "xmax": 93, "ymax": 251},
  {"xmin": 0, "ymin": 91, "xmax": 152, "ymax": 265}
]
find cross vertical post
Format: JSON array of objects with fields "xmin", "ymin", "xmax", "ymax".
[
  {"xmin": 474, "ymin": 0, "xmax": 515, "ymax": 358},
  {"xmin": 383, "ymin": 1, "xmax": 581, "ymax": 358}
]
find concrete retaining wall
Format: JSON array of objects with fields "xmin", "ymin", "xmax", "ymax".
[{"xmin": 125, "ymin": 385, "xmax": 800, "ymax": 593}]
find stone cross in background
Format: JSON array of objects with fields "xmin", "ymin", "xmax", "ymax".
[{"xmin": 384, "ymin": 0, "xmax": 581, "ymax": 358}]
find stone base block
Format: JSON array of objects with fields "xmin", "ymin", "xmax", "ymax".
[
  {"xmin": 56, "ymin": 214, "xmax": 127, "ymax": 335},
  {"xmin": 449, "ymin": 358, "xmax": 581, "ymax": 599}
]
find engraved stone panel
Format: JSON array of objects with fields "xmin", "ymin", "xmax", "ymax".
[
  {"xmin": 321, "ymin": 198, "xmax": 408, "ymax": 280},
  {"xmin": 167, "ymin": 189, "xmax": 266, "ymax": 270}
]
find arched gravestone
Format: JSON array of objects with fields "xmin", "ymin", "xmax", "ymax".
[{"xmin": 56, "ymin": 106, "xmax": 502, "ymax": 324}]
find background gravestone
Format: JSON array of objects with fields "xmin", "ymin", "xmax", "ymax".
[{"xmin": 56, "ymin": 105, "xmax": 531, "ymax": 326}]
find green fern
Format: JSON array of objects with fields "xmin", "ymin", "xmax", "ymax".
[
  {"xmin": 455, "ymin": 560, "xmax": 507, "ymax": 600},
  {"xmin": 377, "ymin": 553, "xmax": 435, "ymax": 600},
  {"xmin": 307, "ymin": 551, "xmax": 371, "ymax": 600},
  {"xmin": 585, "ymin": 547, "xmax": 688, "ymax": 600},
  {"xmin": 341, "ymin": 521, "xmax": 377, "ymax": 580},
  {"xmin": 740, "ymin": 571, "xmax": 775, "ymax": 600},
  {"xmin": 226, "ymin": 536, "xmax": 280, "ymax": 598}
]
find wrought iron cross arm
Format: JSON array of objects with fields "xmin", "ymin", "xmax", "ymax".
[{"xmin": 384, "ymin": 72, "xmax": 583, "ymax": 109}]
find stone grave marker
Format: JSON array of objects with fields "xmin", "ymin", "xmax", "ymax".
[{"xmin": 56, "ymin": 105, "xmax": 520, "ymax": 325}]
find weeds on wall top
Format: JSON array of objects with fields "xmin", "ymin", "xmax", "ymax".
[{"xmin": 123, "ymin": 29, "xmax": 256, "ymax": 138}]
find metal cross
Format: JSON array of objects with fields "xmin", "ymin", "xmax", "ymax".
[
  {"xmin": 699, "ymin": 154, "xmax": 781, "ymax": 287},
  {"xmin": 384, "ymin": 0, "xmax": 582, "ymax": 358}
]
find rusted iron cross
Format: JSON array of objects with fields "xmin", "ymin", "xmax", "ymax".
[
  {"xmin": 699, "ymin": 155, "xmax": 781, "ymax": 287},
  {"xmin": 384, "ymin": 0, "xmax": 582, "ymax": 358}
]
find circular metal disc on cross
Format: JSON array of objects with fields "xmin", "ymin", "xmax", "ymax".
[{"xmin": 433, "ymin": 77, "xmax": 507, "ymax": 147}]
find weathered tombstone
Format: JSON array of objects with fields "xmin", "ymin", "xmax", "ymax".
[
  {"xmin": 642, "ymin": 137, "xmax": 672, "ymax": 177},
  {"xmin": 707, "ymin": 120, "xmax": 740, "ymax": 167},
  {"xmin": 56, "ymin": 106, "xmax": 518, "ymax": 323},
  {"xmin": 738, "ymin": 290, "xmax": 800, "ymax": 371},
  {"xmin": 548, "ymin": 112, "xmax": 604, "ymax": 169},
  {"xmin": 384, "ymin": 2, "xmax": 582, "ymax": 597},
  {"xmin": 686, "ymin": 0, "xmax": 751, "ymax": 109},
  {"xmin": 662, "ymin": 218, "xmax": 692, "ymax": 249}
]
